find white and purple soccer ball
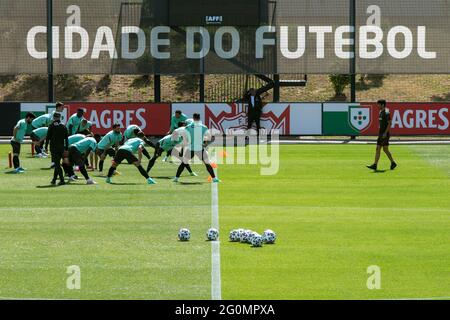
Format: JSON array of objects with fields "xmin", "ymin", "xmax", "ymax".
[
  {"xmin": 262, "ymin": 229, "xmax": 277, "ymax": 244},
  {"xmin": 248, "ymin": 231, "xmax": 258, "ymax": 243},
  {"xmin": 229, "ymin": 230, "xmax": 240, "ymax": 242},
  {"xmin": 251, "ymin": 234, "xmax": 263, "ymax": 247},
  {"xmin": 207, "ymin": 228, "xmax": 219, "ymax": 241},
  {"xmin": 178, "ymin": 228, "xmax": 191, "ymax": 241},
  {"xmin": 240, "ymin": 230, "xmax": 252, "ymax": 243}
]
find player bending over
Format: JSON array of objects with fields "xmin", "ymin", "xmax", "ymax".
[
  {"xmin": 147, "ymin": 122, "xmax": 196, "ymax": 176},
  {"xmin": 31, "ymin": 113, "xmax": 53, "ymax": 156},
  {"xmin": 367, "ymin": 100, "xmax": 397, "ymax": 171},
  {"xmin": 123, "ymin": 124, "xmax": 143, "ymax": 142},
  {"xmin": 106, "ymin": 134, "xmax": 156, "ymax": 185},
  {"xmin": 30, "ymin": 127, "xmax": 49, "ymax": 158},
  {"xmin": 173, "ymin": 113, "xmax": 219, "ymax": 183},
  {"xmin": 96, "ymin": 124, "xmax": 123, "ymax": 173},
  {"xmin": 67, "ymin": 137, "xmax": 97, "ymax": 184},
  {"xmin": 10, "ymin": 112, "xmax": 36, "ymax": 173}
]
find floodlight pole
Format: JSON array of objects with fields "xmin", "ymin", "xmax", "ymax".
[
  {"xmin": 47, "ymin": 0, "xmax": 54, "ymax": 103},
  {"xmin": 350, "ymin": 0, "xmax": 356, "ymax": 103}
]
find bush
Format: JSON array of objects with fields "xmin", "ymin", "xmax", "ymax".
[{"xmin": 329, "ymin": 74, "xmax": 350, "ymax": 97}]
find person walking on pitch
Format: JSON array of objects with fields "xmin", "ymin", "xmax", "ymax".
[{"xmin": 367, "ymin": 99, "xmax": 397, "ymax": 171}]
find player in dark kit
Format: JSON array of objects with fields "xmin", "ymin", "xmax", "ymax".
[
  {"xmin": 45, "ymin": 113, "xmax": 69, "ymax": 185},
  {"xmin": 367, "ymin": 100, "xmax": 397, "ymax": 171}
]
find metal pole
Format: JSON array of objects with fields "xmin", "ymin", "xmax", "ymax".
[
  {"xmin": 273, "ymin": 74, "xmax": 280, "ymax": 102},
  {"xmin": 47, "ymin": 0, "xmax": 54, "ymax": 103},
  {"xmin": 350, "ymin": 0, "xmax": 356, "ymax": 103},
  {"xmin": 199, "ymin": 74, "xmax": 205, "ymax": 102},
  {"xmin": 154, "ymin": 75, "xmax": 161, "ymax": 102}
]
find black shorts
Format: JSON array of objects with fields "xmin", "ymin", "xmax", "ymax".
[
  {"xmin": 78, "ymin": 129, "xmax": 91, "ymax": 135},
  {"xmin": 377, "ymin": 134, "xmax": 390, "ymax": 146},
  {"xmin": 10, "ymin": 140, "xmax": 21, "ymax": 155},
  {"xmin": 30, "ymin": 132, "xmax": 40, "ymax": 142},
  {"xmin": 68, "ymin": 146, "xmax": 84, "ymax": 166},
  {"xmin": 113, "ymin": 149, "xmax": 138, "ymax": 165},
  {"xmin": 154, "ymin": 143, "xmax": 164, "ymax": 157},
  {"xmin": 96, "ymin": 148, "xmax": 116, "ymax": 157}
]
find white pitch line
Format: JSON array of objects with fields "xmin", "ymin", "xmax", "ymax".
[{"xmin": 211, "ymin": 166, "xmax": 222, "ymax": 301}]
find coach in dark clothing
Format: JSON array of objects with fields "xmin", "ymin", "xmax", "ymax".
[
  {"xmin": 45, "ymin": 113, "xmax": 69, "ymax": 185},
  {"xmin": 244, "ymin": 88, "xmax": 263, "ymax": 138}
]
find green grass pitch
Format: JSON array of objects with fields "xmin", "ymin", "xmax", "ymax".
[{"xmin": 0, "ymin": 143, "xmax": 449, "ymax": 300}]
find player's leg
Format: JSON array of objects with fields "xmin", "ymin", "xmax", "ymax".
[
  {"xmin": 69, "ymin": 146, "xmax": 93, "ymax": 184},
  {"xmin": 106, "ymin": 149, "xmax": 129, "ymax": 183},
  {"xmin": 367, "ymin": 144, "xmax": 381, "ymax": 170},
  {"xmin": 174, "ymin": 147, "xmax": 196, "ymax": 176},
  {"xmin": 383, "ymin": 145, "xmax": 397, "ymax": 170},
  {"xmin": 200, "ymin": 150, "xmax": 218, "ymax": 181},
  {"xmin": 30, "ymin": 133, "xmax": 43, "ymax": 155},
  {"xmin": 255, "ymin": 114, "xmax": 261, "ymax": 141},
  {"xmin": 51, "ymin": 152, "xmax": 65, "ymax": 185},
  {"xmin": 173, "ymin": 150, "xmax": 193, "ymax": 182},
  {"xmin": 121, "ymin": 150, "xmax": 156, "ymax": 184},
  {"xmin": 63, "ymin": 151, "xmax": 76, "ymax": 180},
  {"xmin": 10, "ymin": 141, "xmax": 22, "ymax": 172},
  {"xmin": 146, "ymin": 152, "xmax": 160, "ymax": 173},
  {"xmin": 97, "ymin": 149, "xmax": 106, "ymax": 172}
]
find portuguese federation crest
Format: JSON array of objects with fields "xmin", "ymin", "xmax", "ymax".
[{"xmin": 349, "ymin": 106, "xmax": 371, "ymax": 131}]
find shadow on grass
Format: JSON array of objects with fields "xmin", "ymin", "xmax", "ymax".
[
  {"xmin": 179, "ymin": 182, "xmax": 205, "ymax": 185},
  {"xmin": 4, "ymin": 171, "xmax": 18, "ymax": 174},
  {"xmin": 372, "ymin": 170, "xmax": 387, "ymax": 173},
  {"xmin": 152, "ymin": 176, "xmax": 173, "ymax": 180},
  {"xmin": 107, "ymin": 182, "xmax": 141, "ymax": 186}
]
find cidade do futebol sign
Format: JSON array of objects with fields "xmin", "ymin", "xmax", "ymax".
[{"xmin": 1, "ymin": 1, "xmax": 449, "ymax": 75}]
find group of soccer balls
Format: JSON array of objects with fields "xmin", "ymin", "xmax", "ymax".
[
  {"xmin": 229, "ymin": 228, "xmax": 276, "ymax": 247},
  {"xmin": 177, "ymin": 227, "xmax": 277, "ymax": 247},
  {"xmin": 178, "ymin": 228, "xmax": 220, "ymax": 242}
]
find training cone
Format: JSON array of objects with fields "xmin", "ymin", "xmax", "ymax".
[
  {"xmin": 207, "ymin": 176, "xmax": 212, "ymax": 182},
  {"xmin": 211, "ymin": 162, "xmax": 218, "ymax": 169}
]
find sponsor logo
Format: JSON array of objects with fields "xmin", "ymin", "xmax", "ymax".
[
  {"xmin": 204, "ymin": 103, "xmax": 290, "ymax": 134},
  {"xmin": 205, "ymin": 15, "xmax": 223, "ymax": 25},
  {"xmin": 349, "ymin": 105, "xmax": 371, "ymax": 131}
]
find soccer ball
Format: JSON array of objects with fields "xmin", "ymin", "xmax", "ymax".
[
  {"xmin": 229, "ymin": 230, "xmax": 240, "ymax": 242},
  {"xmin": 207, "ymin": 228, "xmax": 219, "ymax": 241},
  {"xmin": 178, "ymin": 228, "xmax": 191, "ymax": 241},
  {"xmin": 240, "ymin": 230, "xmax": 252, "ymax": 243},
  {"xmin": 251, "ymin": 234, "xmax": 263, "ymax": 247},
  {"xmin": 262, "ymin": 229, "xmax": 277, "ymax": 244},
  {"xmin": 248, "ymin": 231, "xmax": 258, "ymax": 243},
  {"xmin": 236, "ymin": 228, "xmax": 245, "ymax": 240}
]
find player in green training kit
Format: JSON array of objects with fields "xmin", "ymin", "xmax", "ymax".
[
  {"xmin": 146, "ymin": 122, "xmax": 197, "ymax": 176},
  {"xmin": 30, "ymin": 127, "xmax": 48, "ymax": 158},
  {"xmin": 10, "ymin": 112, "xmax": 36, "ymax": 173},
  {"xmin": 67, "ymin": 108, "xmax": 85, "ymax": 135},
  {"xmin": 106, "ymin": 134, "xmax": 156, "ymax": 185},
  {"xmin": 123, "ymin": 124, "xmax": 142, "ymax": 142},
  {"xmin": 67, "ymin": 137, "xmax": 97, "ymax": 184},
  {"xmin": 367, "ymin": 99, "xmax": 397, "ymax": 171},
  {"xmin": 96, "ymin": 124, "xmax": 123, "ymax": 173},
  {"xmin": 173, "ymin": 113, "xmax": 219, "ymax": 183},
  {"xmin": 169, "ymin": 110, "xmax": 188, "ymax": 133}
]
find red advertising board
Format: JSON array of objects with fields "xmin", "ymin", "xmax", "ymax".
[
  {"xmin": 363, "ymin": 102, "xmax": 450, "ymax": 135},
  {"xmin": 67, "ymin": 103, "xmax": 170, "ymax": 135}
]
